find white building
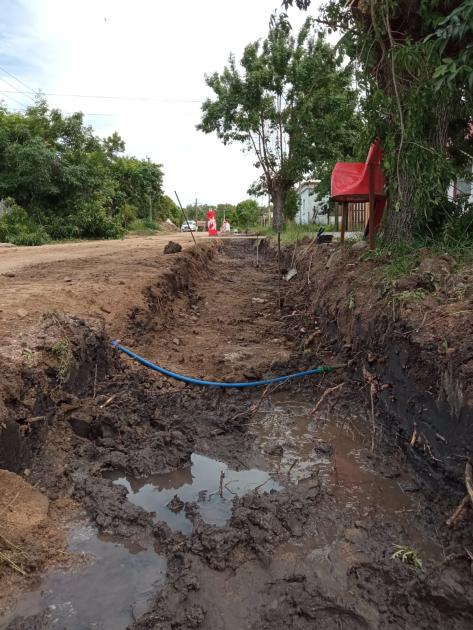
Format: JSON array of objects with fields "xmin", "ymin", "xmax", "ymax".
[
  {"xmin": 295, "ymin": 181, "xmax": 332, "ymax": 225},
  {"xmin": 448, "ymin": 164, "xmax": 473, "ymax": 204}
]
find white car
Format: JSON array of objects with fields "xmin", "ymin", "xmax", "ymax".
[{"xmin": 181, "ymin": 220, "xmax": 198, "ymax": 232}]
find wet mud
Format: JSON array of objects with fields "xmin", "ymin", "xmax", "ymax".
[{"xmin": 1, "ymin": 239, "xmax": 473, "ymax": 629}]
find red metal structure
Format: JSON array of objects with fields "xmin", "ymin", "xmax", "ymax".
[{"xmin": 331, "ymin": 138, "xmax": 387, "ymax": 249}]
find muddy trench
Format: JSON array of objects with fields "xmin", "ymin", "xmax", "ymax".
[{"xmin": 1, "ymin": 239, "xmax": 473, "ymax": 629}]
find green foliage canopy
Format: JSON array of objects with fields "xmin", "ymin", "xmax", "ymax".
[
  {"xmin": 235, "ymin": 198, "xmax": 261, "ymax": 228},
  {"xmin": 0, "ymin": 98, "xmax": 168, "ymax": 244},
  {"xmin": 199, "ymin": 13, "xmax": 360, "ymax": 230},
  {"xmin": 285, "ymin": 0, "xmax": 473, "ymax": 242}
]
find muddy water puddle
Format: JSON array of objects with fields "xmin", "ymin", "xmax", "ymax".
[
  {"xmin": 106, "ymin": 453, "xmax": 281, "ymax": 534},
  {"xmin": 0, "ymin": 524, "xmax": 165, "ymax": 630},
  {"xmin": 254, "ymin": 393, "xmax": 440, "ymax": 556}
]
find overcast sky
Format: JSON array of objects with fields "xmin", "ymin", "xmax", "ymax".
[{"xmin": 0, "ymin": 0, "xmax": 319, "ymax": 206}]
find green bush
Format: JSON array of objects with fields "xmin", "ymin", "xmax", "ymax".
[
  {"xmin": 440, "ymin": 203, "xmax": 473, "ymax": 247},
  {"xmin": 43, "ymin": 216, "xmax": 81, "ymax": 240},
  {"xmin": 119, "ymin": 203, "xmax": 139, "ymax": 228},
  {"xmin": 0, "ymin": 198, "xmax": 50, "ymax": 246},
  {"xmin": 75, "ymin": 202, "xmax": 125, "ymax": 239},
  {"xmin": 128, "ymin": 218, "xmax": 160, "ymax": 233}
]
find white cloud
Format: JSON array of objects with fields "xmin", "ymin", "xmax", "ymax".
[{"xmin": 1, "ymin": 0, "xmax": 313, "ymax": 205}]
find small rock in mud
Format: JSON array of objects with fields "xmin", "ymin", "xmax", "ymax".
[
  {"xmin": 167, "ymin": 494, "xmax": 185, "ymax": 513},
  {"xmin": 173, "ymin": 337, "xmax": 180, "ymax": 346},
  {"xmin": 164, "ymin": 241, "xmax": 182, "ymax": 255},
  {"xmin": 197, "ymin": 490, "xmax": 207, "ymax": 502},
  {"xmin": 352, "ymin": 240, "xmax": 368, "ymax": 251},
  {"xmin": 3, "ymin": 271, "xmax": 16, "ymax": 277},
  {"xmin": 16, "ymin": 308, "xmax": 28, "ymax": 318},
  {"xmin": 313, "ymin": 441, "xmax": 333, "ymax": 455}
]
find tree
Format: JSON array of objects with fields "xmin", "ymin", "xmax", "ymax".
[
  {"xmin": 284, "ymin": 0, "xmax": 473, "ymax": 242},
  {"xmin": 216, "ymin": 203, "xmax": 236, "ymax": 226},
  {"xmin": 198, "ymin": 14, "xmax": 360, "ymax": 231},
  {"xmin": 155, "ymin": 195, "xmax": 180, "ymax": 224},
  {"xmin": 0, "ymin": 97, "xmax": 165, "ymax": 242},
  {"xmin": 283, "ymin": 188, "xmax": 299, "ymax": 221},
  {"xmin": 235, "ymin": 199, "xmax": 261, "ymax": 228}
]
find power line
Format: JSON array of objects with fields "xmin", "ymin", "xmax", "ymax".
[
  {"xmin": 0, "ymin": 89, "xmax": 201, "ymax": 104},
  {"xmin": 0, "ymin": 76, "xmax": 35, "ymax": 104},
  {"xmin": 0, "ymin": 65, "xmax": 36, "ymax": 93},
  {"xmin": 0, "ymin": 100, "xmax": 198, "ymax": 118},
  {"xmin": 0, "ymin": 90, "xmax": 27, "ymax": 111}
]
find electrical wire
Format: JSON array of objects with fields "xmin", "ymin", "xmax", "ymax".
[
  {"xmin": 0, "ymin": 65, "xmax": 36, "ymax": 93},
  {"xmin": 0, "ymin": 76, "xmax": 35, "ymax": 103},
  {"xmin": 0, "ymin": 90, "xmax": 27, "ymax": 111},
  {"xmin": 0, "ymin": 89, "xmax": 201, "ymax": 104}
]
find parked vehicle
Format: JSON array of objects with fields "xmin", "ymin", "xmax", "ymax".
[{"xmin": 181, "ymin": 220, "xmax": 198, "ymax": 232}]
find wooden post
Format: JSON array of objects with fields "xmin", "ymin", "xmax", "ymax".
[
  {"xmin": 368, "ymin": 162, "xmax": 375, "ymax": 250},
  {"xmin": 341, "ymin": 201, "xmax": 348, "ymax": 244}
]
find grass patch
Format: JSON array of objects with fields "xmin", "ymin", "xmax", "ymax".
[
  {"xmin": 50, "ymin": 337, "xmax": 73, "ymax": 382},
  {"xmin": 250, "ymin": 223, "xmax": 331, "ymax": 244},
  {"xmin": 360, "ymin": 236, "xmax": 473, "ymax": 289},
  {"xmin": 359, "ymin": 243, "xmax": 420, "ymax": 282},
  {"xmin": 127, "ymin": 218, "xmax": 161, "ymax": 235}
]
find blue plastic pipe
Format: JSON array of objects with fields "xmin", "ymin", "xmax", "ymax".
[{"xmin": 111, "ymin": 341, "xmax": 336, "ymax": 388}]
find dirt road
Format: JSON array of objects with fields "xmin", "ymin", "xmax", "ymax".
[
  {"xmin": 0, "ymin": 232, "xmax": 204, "ymax": 275},
  {"xmin": 1, "ymin": 238, "xmax": 473, "ymax": 629},
  {"xmin": 0, "ymin": 233, "xmax": 252, "ymax": 359}
]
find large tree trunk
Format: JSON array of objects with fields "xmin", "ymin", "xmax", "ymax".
[
  {"xmin": 272, "ymin": 185, "xmax": 287, "ymax": 232},
  {"xmin": 382, "ymin": 98, "xmax": 451, "ymax": 243},
  {"xmin": 381, "ymin": 164, "xmax": 417, "ymax": 242}
]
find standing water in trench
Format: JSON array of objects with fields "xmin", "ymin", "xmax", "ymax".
[
  {"xmin": 3, "ymin": 393, "xmax": 440, "ymax": 629},
  {"xmin": 0, "ymin": 524, "xmax": 166, "ymax": 630},
  {"xmin": 105, "ymin": 453, "xmax": 281, "ymax": 534}
]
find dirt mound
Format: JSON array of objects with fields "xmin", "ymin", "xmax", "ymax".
[
  {"xmin": 163, "ymin": 241, "xmax": 182, "ymax": 254},
  {"xmin": 162, "ymin": 219, "xmax": 179, "ymax": 232},
  {"xmin": 0, "ymin": 471, "xmax": 72, "ymax": 613}
]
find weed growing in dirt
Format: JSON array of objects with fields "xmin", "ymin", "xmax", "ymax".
[
  {"xmin": 360, "ymin": 244, "xmax": 420, "ymax": 282},
  {"xmin": 21, "ymin": 348, "xmax": 35, "ymax": 366},
  {"xmin": 361, "ymin": 238, "xmax": 473, "ymax": 286},
  {"xmin": 393, "ymin": 289, "xmax": 427, "ymax": 303},
  {"xmin": 390, "ymin": 545, "xmax": 423, "ymax": 571},
  {"xmin": 252, "ymin": 223, "xmax": 333, "ymax": 244},
  {"xmin": 50, "ymin": 338, "xmax": 72, "ymax": 382}
]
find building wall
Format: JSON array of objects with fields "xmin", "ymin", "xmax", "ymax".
[
  {"xmin": 448, "ymin": 163, "xmax": 473, "ymax": 204},
  {"xmin": 295, "ymin": 184, "xmax": 331, "ymax": 225}
]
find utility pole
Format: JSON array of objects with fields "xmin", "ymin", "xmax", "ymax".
[
  {"xmin": 148, "ymin": 193, "xmax": 153, "ymax": 224},
  {"xmin": 195, "ymin": 198, "xmax": 198, "ymax": 222}
]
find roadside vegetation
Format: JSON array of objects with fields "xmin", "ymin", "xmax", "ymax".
[
  {"xmin": 0, "ymin": 100, "xmax": 180, "ymax": 245},
  {"xmin": 199, "ymin": 1, "xmax": 473, "ymax": 253}
]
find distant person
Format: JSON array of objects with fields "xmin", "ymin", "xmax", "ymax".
[{"xmin": 221, "ymin": 219, "xmax": 231, "ymax": 233}]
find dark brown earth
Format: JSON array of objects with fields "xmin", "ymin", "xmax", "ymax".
[{"xmin": 1, "ymin": 237, "xmax": 473, "ymax": 629}]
